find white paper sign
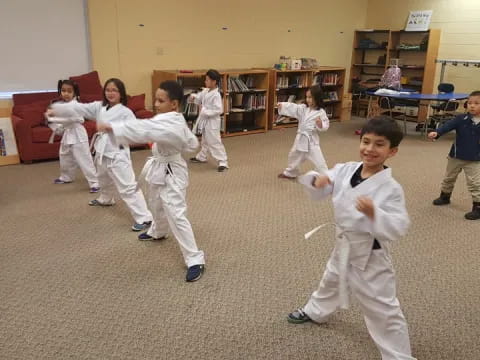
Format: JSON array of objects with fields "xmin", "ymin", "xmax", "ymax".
[
  {"xmin": 0, "ymin": 117, "xmax": 19, "ymax": 156},
  {"xmin": 405, "ymin": 10, "xmax": 432, "ymax": 31}
]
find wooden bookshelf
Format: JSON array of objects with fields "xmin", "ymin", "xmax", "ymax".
[
  {"xmin": 152, "ymin": 69, "xmax": 269, "ymax": 137},
  {"xmin": 268, "ymin": 67, "xmax": 346, "ymax": 130},
  {"xmin": 349, "ymin": 29, "xmax": 440, "ymax": 122}
]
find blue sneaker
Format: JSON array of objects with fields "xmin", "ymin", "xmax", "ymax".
[
  {"xmin": 138, "ymin": 232, "xmax": 168, "ymax": 241},
  {"xmin": 287, "ymin": 308, "xmax": 311, "ymax": 324},
  {"xmin": 186, "ymin": 264, "xmax": 205, "ymax": 282},
  {"xmin": 54, "ymin": 178, "xmax": 72, "ymax": 184},
  {"xmin": 131, "ymin": 221, "xmax": 152, "ymax": 232},
  {"xmin": 88, "ymin": 199, "xmax": 114, "ymax": 207}
]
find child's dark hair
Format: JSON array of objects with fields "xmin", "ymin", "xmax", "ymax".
[
  {"xmin": 206, "ymin": 69, "xmax": 221, "ymax": 86},
  {"xmin": 308, "ymin": 85, "xmax": 324, "ymax": 110},
  {"xmin": 360, "ymin": 115, "xmax": 404, "ymax": 148},
  {"xmin": 103, "ymin": 78, "xmax": 128, "ymax": 106},
  {"xmin": 159, "ymin": 80, "xmax": 184, "ymax": 102},
  {"xmin": 57, "ymin": 79, "xmax": 80, "ymax": 99},
  {"xmin": 469, "ymin": 90, "xmax": 480, "ymax": 97}
]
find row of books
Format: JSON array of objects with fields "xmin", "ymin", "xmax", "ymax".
[
  {"xmin": 277, "ymin": 74, "xmax": 308, "ymax": 89},
  {"xmin": 313, "ymin": 72, "xmax": 340, "ymax": 86},
  {"xmin": 277, "ymin": 94, "xmax": 301, "ymax": 103},
  {"xmin": 228, "ymin": 77, "xmax": 250, "ymax": 92},
  {"xmin": 227, "ymin": 93, "xmax": 266, "ymax": 112}
]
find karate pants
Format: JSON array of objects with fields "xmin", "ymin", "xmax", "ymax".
[
  {"xmin": 303, "ymin": 249, "xmax": 415, "ymax": 360},
  {"xmin": 146, "ymin": 177, "xmax": 205, "ymax": 267},
  {"xmin": 283, "ymin": 145, "xmax": 328, "ymax": 177},
  {"xmin": 195, "ymin": 127, "xmax": 228, "ymax": 167},
  {"xmin": 58, "ymin": 142, "xmax": 98, "ymax": 188},
  {"xmin": 95, "ymin": 153, "xmax": 152, "ymax": 224}
]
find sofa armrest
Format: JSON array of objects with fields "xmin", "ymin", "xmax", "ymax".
[{"xmin": 11, "ymin": 115, "xmax": 33, "ymax": 162}]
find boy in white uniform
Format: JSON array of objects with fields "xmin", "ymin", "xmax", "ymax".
[
  {"xmin": 288, "ymin": 116, "xmax": 415, "ymax": 360},
  {"xmin": 189, "ymin": 69, "xmax": 229, "ymax": 172},
  {"xmin": 98, "ymin": 80, "xmax": 205, "ymax": 282}
]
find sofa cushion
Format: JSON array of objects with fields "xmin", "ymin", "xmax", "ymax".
[
  {"xmin": 16, "ymin": 100, "xmax": 51, "ymax": 127},
  {"xmin": 70, "ymin": 71, "xmax": 103, "ymax": 98},
  {"xmin": 127, "ymin": 94, "xmax": 146, "ymax": 112},
  {"xmin": 80, "ymin": 93, "xmax": 103, "ymax": 103},
  {"xmin": 83, "ymin": 120, "xmax": 97, "ymax": 137},
  {"xmin": 12, "ymin": 94, "xmax": 57, "ymax": 117},
  {"xmin": 31, "ymin": 126, "xmax": 61, "ymax": 143},
  {"xmin": 135, "ymin": 109, "xmax": 154, "ymax": 119}
]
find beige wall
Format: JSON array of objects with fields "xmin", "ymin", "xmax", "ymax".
[
  {"xmin": 366, "ymin": 0, "xmax": 480, "ymax": 93},
  {"xmin": 87, "ymin": 0, "xmax": 368, "ymax": 107}
]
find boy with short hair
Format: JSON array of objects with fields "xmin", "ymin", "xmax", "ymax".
[
  {"xmin": 189, "ymin": 69, "xmax": 229, "ymax": 172},
  {"xmin": 428, "ymin": 90, "xmax": 480, "ymax": 220},
  {"xmin": 289, "ymin": 116, "xmax": 415, "ymax": 360},
  {"xmin": 97, "ymin": 80, "xmax": 205, "ymax": 282}
]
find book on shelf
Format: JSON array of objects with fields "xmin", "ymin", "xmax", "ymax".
[
  {"xmin": 227, "ymin": 93, "xmax": 266, "ymax": 112},
  {"xmin": 328, "ymin": 91, "xmax": 339, "ymax": 101},
  {"xmin": 277, "ymin": 94, "xmax": 297, "ymax": 103},
  {"xmin": 277, "ymin": 73, "xmax": 308, "ymax": 89},
  {"xmin": 313, "ymin": 72, "xmax": 339, "ymax": 86}
]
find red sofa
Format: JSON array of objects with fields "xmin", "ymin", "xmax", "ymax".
[{"xmin": 11, "ymin": 71, "xmax": 154, "ymax": 163}]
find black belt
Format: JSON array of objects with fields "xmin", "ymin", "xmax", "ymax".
[{"xmin": 373, "ymin": 239, "xmax": 381, "ymax": 250}]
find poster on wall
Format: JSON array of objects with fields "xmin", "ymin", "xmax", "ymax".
[
  {"xmin": 0, "ymin": 117, "xmax": 20, "ymax": 165},
  {"xmin": 405, "ymin": 10, "xmax": 433, "ymax": 31}
]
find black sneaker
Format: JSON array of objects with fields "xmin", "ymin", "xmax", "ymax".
[
  {"xmin": 186, "ymin": 264, "xmax": 205, "ymax": 282},
  {"xmin": 138, "ymin": 232, "xmax": 168, "ymax": 241},
  {"xmin": 217, "ymin": 166, "xmax": 227, "ymax": 172},
  {"xmin": 287, "ymin": 308, "xmax": 311, "ymax": 324}
]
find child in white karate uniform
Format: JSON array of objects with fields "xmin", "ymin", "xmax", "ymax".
[
  {"xmin": 47, "ymin": 80, "xmax": 99, "ymax": 192},
  {"xmin": 288, "ymin": 116, "xmax": 415, "ymax": 360},
  {"xmin": 189, "ymin": 69, "xmax": 229, "ymax": 172},
  {"xmin": 277, "ymin": 85, "xmax": 329, "ymax": 179},
  {"xmin": 97, "ymin": 80, "xmax": 205, "ymax": 282},
  {"xmin": 49, "ymin": 78, "xmax": 152, "ymax": 232}
]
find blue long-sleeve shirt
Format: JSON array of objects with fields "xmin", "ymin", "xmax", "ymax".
[{"xmin": 436, "ymin": 113, "xmax": 480, "ymax": 161}]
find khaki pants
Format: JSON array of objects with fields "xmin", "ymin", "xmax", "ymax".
[{"xmin": 441, "ymin": 156, "xmax": 480, "ymax": 202}]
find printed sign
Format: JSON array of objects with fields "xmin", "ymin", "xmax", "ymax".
[{"xmin": 405, "ymin": 10, "xmax": 433, "ymax": 31}]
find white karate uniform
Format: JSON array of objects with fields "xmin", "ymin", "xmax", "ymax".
[
  {"xmin": 111, "ymin": 111, "xmax": 205, "ymax": 267},
  {"xmin": 47, "ymin": 100, "xmax": 98, "ymax": 188},
  {"xmin": 51, "ymin": 101, "xmax": 152, "ymax": 224},
  {"xmin": 191, "ymin": 88, "xmax": 228, "ymax": 167},
  {"xmin": 279, "ymin": 103, "xmax": 329, "ymax": 177},
  {"xmin": 299, "ymin": 162, "xmax": 414, "ymax": 360}
]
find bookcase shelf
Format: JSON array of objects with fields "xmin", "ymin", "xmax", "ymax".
[
  {"xmin": 152, "ymin": 69, "xmax": 269, "ymax": 137},
  {"xmin": 349, "ymin": 29, "xmax": 440, "ymax": 122},
  {"xmin": 268, "ymin": 67, "xmax": 345, "ymax": 130}
]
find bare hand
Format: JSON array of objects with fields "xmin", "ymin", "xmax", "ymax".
[
  {"xmin": 427, "ymin": 132, "xmax": 438, "ymax": 141},
  {"xmin": 356, "ymin": 196, "xmax": 375, "ymax": 219},
  {"xmin": 315, "ymin": 117, "xmax": 323, "ymax": 128},
  {"xmin": 312, "ymin": 175, "xmax": 331, "ymax": 188},
  {"xmin": 97, "ymin": 123, "xmax": 112, "ymax": 133},
  {"xmin": 277, "ymin": 103, "xmax": 282, "ymax": 110},
  {"xmin": 45, "ymin": 109, "xmax": 54, "ymax": 117}
]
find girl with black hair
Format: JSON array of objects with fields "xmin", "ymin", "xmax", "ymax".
[
  {"xmin": 277, "ymin": 85, "xmax": 330, "ymax": 179},
  {"xmin": 46, "ymin": 79, "xmax": 99, "ymax": 192}
]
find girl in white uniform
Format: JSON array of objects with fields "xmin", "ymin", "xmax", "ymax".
[
  {"xmin": 97, "ymin": 80, "xmax": 205, "ymax": 282},
  {"xmin": 189, "ymin": 69, "xmax": 229, "ymax": 172},
  {"xmin": 288, "ymin": 117, "xmax": 415, "ymax": 360},
  {"xmin": 277, "ymin": 85, "xmax": 329, "ymax": 179},
  {"xmin": 47, "ymin": 80, "xmax": 99, "ymax": 192},
  {"xmin": 49, "ymin": 78, "xmax": 152, "ymax": 232}
]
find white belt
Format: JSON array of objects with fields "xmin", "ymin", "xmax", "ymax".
[
  {"xmin": 137, "ymin": 152, "xmax": 183, "ymax": 190},
  {"xmin": 295, "ymin": 130, "xmax": 312, "ymax": 153},
  {"xmin": 305, "ymin": 223, "xmax": 350, "ymax": 310}
]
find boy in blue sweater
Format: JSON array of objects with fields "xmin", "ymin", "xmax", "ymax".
[{"xmin": 428, "ymin": 91, "xmax": 480, "ymax": 220}]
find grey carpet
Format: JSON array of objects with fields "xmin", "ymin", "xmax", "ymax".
[{"xmin": 1, "ymin": 117, "xmax": 479, "ymax": 359}]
